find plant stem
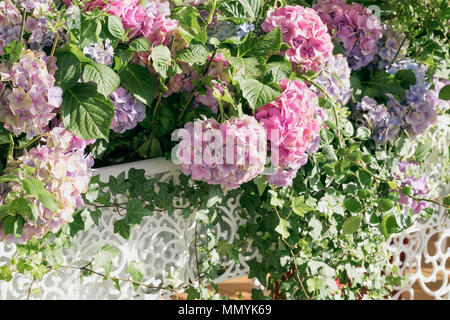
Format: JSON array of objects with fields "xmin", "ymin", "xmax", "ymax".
[
  {"xmin": 14, "ymin": 133, "xmax": 49, "ymax": 150},
  {"xmin": 388, "ymin": 35, "xmax": 407, "ymax": 69},
  {"xmin": 50, "ymin": 33, "xmax": 59, "ymax": 59},
  {"xmin": 7, "ymin": 133, "xmax": 14, "ymax": 161},
  {"xmin": 19, "ymin": 9, "xmax": 27, "ymax": 42},
  {"xmin": 207, "ymin": 0, "xmax": 217, "ymax": 25}
]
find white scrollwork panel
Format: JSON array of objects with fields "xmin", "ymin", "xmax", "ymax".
[{"xmin": 0, "ymin": 159, "xmax": 254, "ymax": 300}]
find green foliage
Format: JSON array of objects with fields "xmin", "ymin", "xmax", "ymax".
[{"xmin": 61, "ymin": 83, "xmax": 115, "ymax": 140}]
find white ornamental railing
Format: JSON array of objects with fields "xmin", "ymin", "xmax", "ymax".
[{"xmin": 0, "ymin": 157, "xmax": 448, "ymax": 300}]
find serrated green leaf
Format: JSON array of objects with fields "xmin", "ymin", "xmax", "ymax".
[
  {"xmin": 237, "ymin": 78, "xmax": 281, "ymax": 110},
  {"xmin": 83, "ymin": 62, "xmax": 120, "ymax": 97},
  {"xmin": 120, "ymin": 64, "xmax": 157, "ymax": 105},
  {"xmin": 61, "ymin": 83, "xmax": 115, "ymax": 140},
  {"xmin": 54, "ymin": 52, "xmax": 82, "ymax": 90}
]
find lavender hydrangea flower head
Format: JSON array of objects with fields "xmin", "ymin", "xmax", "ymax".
[
  {"xmin": 314, "ymin": 0, "xmax": 382, "ymax": 70},
  {"xmin": 355, "ymin": 96, "xmax": 403, "ymax": 145},
  {"xmin": 83, "ymin": 39, "xmax": 115, "ymax": 66},
  {"xmin": 387, "ymin": 60, "xmax": 438, "ymax": 137},
  {"xmin": 376, "ymin": 26, "xmax": 409, "ymax": 69},
  {"xmin": 109, "ymin": 87, "xmax": 147, "ymax": 134},
  {"xmin": 312, "ymin": 54, "xmax": 353, "ymax": 106}
]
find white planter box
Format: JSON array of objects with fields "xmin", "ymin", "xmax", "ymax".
[{"xmin": 0, "ymin": 158, "xmax": 448, "ymax": 299}]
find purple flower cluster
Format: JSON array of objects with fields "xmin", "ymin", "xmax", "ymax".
[
  {"xmin": 387, "ymin": 60, "xmax": 437, "ymax": 137},
  {"xmin": 395, "ymin": 162, "xmax": 429, "ymax": 215},
  {"xmin": 109, "ymin": 87, "xmax": 146, "ymax": 134},
  {"xmin": 312, "ymin": 54, "xmax": 353, "ymax": 106},
  {"xmin": 175, "ymin": 115, "xmax": 267, "ymax": 190},
  {"xmin": 314, "ymin": 0, "xmax": 382, "ymax": 70},
  {"xmin": 376, "ymin": 26, "xmax": 409, "ymax": 70},
  {"xmin": 83, "ymin": 39, "xmax": 115, "ymax": 66},
  {"xmin": 0, "ymin": 0, "xmax": 59, "ymax": 53},
  {"xmin": 0, "ymin": 127, "xmax": 94, "ymax": 243},
  {"xmin": 355, "ymin": 96, "xmax": 402, "ymax": 145},
  {"xmin": 0, "ymin": 50, "xmax": 62, "ymax": 139}
]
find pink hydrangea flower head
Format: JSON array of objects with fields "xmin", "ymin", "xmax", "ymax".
[
  {"xmin": 262, "ymin": 5, "xmax": 334, "ymax": 73},
  {"xmin": 63, "ymin": 0, "xmax": 110, "ymax": 11},
  {"xmin": 0, "ymin": 128, "xmax": 94, "ymax": 243},
  {"xmin": 255, "ymin": 79, "xmax": 325, "ymax": 187},
  {"xmin": 106, "ymin": 0, "xmax": 177, "ymax": 45},
  {"xmin": 175, "ymin": 115, "xmax": 267, "ymax": 190}
]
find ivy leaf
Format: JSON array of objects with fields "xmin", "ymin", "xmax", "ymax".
[
  {"xmin": 151, "ymin": 45, "xmax": 172, "ymax": 78},
  {"xmin": 120, "ymin": 63, "xmax": 157, "ymax": 105},
  {"xmin": 342, "ymin": 215, "xmax": 361, "ymax": 234},
  {"xmin": 22, "ymin": 178, "xmax": 58, "ymax": 213},
  {"xmin": 275, "ymin": 218, "xmax": 290, "ymax": 239},
  {"xmin": 93, "ymin": 244, "xmax": 120, "ymax": 275},
  {"xmin": 237, "ymin": 78, "xmax": 281, "ymax": 110},
  {"xmin": 108, "ymin": 15, "xmax": 125, "ymax": 39},
  {"xmin": 69, "ymin": 211, "xmax": 85, "ymax": 237},
  {"xmin": 174, "ymin": 43, "xmax": 208, "ymax": 65},
  {"xmin": 343, "ymin": 198, "xmax": 363, "ymax": 213},
  {"xmin": 61, "ymin": 83, "xmax": 115, "ymax": 140},
  {"xmin": 126, "ymin": 261, "xmax": 146, "ymax": 291},
  {"xmin": 129, "ymin": 38, "xmax": 151, "ymax": 52},
  {"xmin": 114, "ymin": 219, "xmax": 131, "ymax": 239},
  {"xmin": 292, "ymin": 196, "xmax": 314, "ymax": 217},
  {"xmin": 83, "ymin": 62, "xmax": 120, "ymax": 97},
  {"xmin": 0, "ymin": 265, "xmax": 13, "ymax": 282},
  {"xmin": 125, "ymin": 199, "xmax": 151, "ymax": 225},
  {"xmin": 239, "ymin": 27, "xmax": 282, "ymax": 58},
  {"xmin": 54, "ymin": 52, "xmax": 82, "ymax": 90}
]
